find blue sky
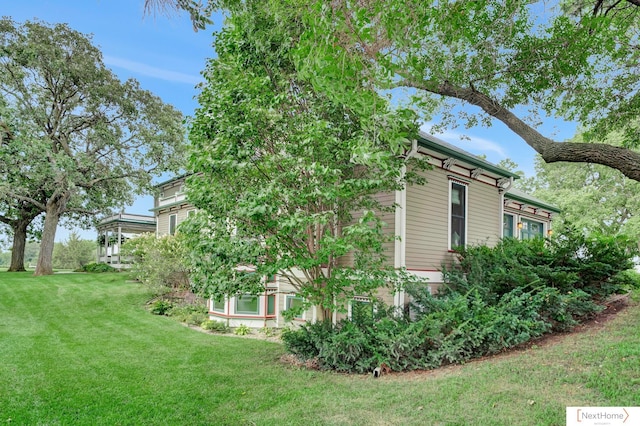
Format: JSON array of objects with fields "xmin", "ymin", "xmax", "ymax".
[{"xmin": 3, "ymin": 1, "xmax": 578, "ymax": 243}]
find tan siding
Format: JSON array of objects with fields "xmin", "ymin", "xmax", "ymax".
[
  {"xmin": 337, "ymin": 191, "xmax": 397, "ymax": 268},
  {"xmin": 162, "ymin": 185, "xmax": 180, "ymax": 198},
  {"xmin": 156, "ymin": 204, "xmax": 192, "ymax": 236},
  {"xmin": 375, "ymin": 286, "xmax": 395, "ymax": 306},
  {"xmin": 405, "ymin": 168, "xmax": 449, "ymax": 271},
  {"xmin": 405, "ymin": 167, "xmax": 502, "ymax": 273},
  {"xmin": 376, "ymin": 191, "xmax": 396, "ymax": 267},
  {"xmin": 467, "ymin": 182, "xmax": 501, "ymax": 246},
  {"xmin": 157, "ymin": 212, "xmax": 170, "ymax": 236}
]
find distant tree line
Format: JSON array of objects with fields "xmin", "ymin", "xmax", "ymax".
[{"xmin": 0, "ymin": 232, "xmax": 95, "ymax": 271}]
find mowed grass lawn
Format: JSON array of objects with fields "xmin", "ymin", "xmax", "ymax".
[{"xmin": 0, "ymin": 273, "xmax": 638, "ymax": 426}]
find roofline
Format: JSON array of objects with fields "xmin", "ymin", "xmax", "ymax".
[
  {"xmin": 416, "ymin": 132, "xmax": 520, "ymax": 179},
  {"xmin": 150, "ymin": 201, "xmax": 194, "ymax": 212},
  {"xmin": 153, "ymin": 172, "xmax": 192, "ymax": 189},
  {"xmin": 505, "ymin": 191, "xmax": 561, "ymax": 213}
]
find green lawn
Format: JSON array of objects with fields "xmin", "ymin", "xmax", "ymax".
[{"xmin": 0, "ymin": 272, "xmax": 638, "ymax": 425}]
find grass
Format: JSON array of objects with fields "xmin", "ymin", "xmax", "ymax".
[{"xmin": 0, "ymin": 272, "xmax": 638, "ymax": 425}]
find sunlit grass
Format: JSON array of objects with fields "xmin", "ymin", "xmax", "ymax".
[{"xmin": 0, "ymin": 271, "xmax": 638, "ymax": 425}]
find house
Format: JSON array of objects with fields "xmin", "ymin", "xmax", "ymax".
[
  {"xmin": 503, "ymin": 188, "xmax": 561, "ymax": 239},
  {"xmin": 145, "ymin": 132, "xmax": 559, "ymax": 328},
  {"xmin": 151, "ymin": 174, "xmax": 194, "ymax": 237},
  {"xmin": 96, "ymin": 213, "xmax": 157, "ymax": 268}
]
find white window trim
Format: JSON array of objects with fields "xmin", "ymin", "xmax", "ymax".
[
  {"xmin": 448, "ymin": 179, "xmax": 468, "ymax": 250},
  {"xmin": 169, "ymin": 214, "xmax": 177, "ymax": 236},
  {"xmin": 285, "ymin": 294, "xmax": 305, "ymax": 320}
]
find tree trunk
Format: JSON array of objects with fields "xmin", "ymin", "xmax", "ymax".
[
  {"xmin": 33, "ymin": 203, "xmax": 62, "ymax": 276},
  {"xmin": 7, "ymin": 219, "xmax": 29, "ymax": 272}
]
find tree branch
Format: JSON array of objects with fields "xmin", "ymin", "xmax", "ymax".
[{"xmin": 400, "ymin": 78, "xmax": 640, "ymax": 182}]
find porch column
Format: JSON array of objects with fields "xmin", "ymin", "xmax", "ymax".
[{"xmin": 117, "ymin": 225, "xmax": 122, "ymax": 265}]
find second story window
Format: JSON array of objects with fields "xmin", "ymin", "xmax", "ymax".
[
  {"xmin": 169, "ymin": 214, "xmax": 177, "ymax": 236},
  {"xmin": 450, "ymin": 181, "xmax": 467, "ymax": 249}
]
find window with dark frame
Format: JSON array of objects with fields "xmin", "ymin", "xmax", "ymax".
[{"xmin": 450, "ymin": 182, "xmax": 466, "ymax": 248}]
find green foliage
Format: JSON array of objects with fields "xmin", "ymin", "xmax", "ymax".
[
  {"xmin": 201, "ymin": 319, "xmax": 229, "ymax": 333},
  {"xmin": 448, "ymin": 229, "xmax": 637, "ymax": 301},
  {"xmin": 0, "ymin": 249, "xmax": 9, "ymax": 266},
  {"xmin": 234, "ymin": 324, "xmax": 251, "ymax": 336},
  {"xmin": 283, "ymin": 231, "xmax": 637, "ymax": 373},
  {"xmin": 259, "ymin": 326, "xmax": 278, "ymax": 337},
  {"xmin": 121, "ymin": 233, "xmax": 190, "ymax": 295},
  {"xmin": 293, "ymin": 0, "xmax": 640, "ymax": 181},
  {"xmin": 522, "ymin": 134, "xmax": 640, "ymax": 240},
  {"xmin": 610, "ymin": 269, "xmax": 640, "ymax": 291},
  {"xmin": 167, "ymin": 303, "xmax": 208, "ymax": 324},
  {"xmin": 76, "ymin": 262, "xmax": 117, "ymax": 273},
  {"xmin": 0, "ymin": 18, "xmax": 185, "ymax": 276},
  {"xmin": 182, "ymin": 1, "xmax": 429, "ymax": 315},
  {"xmin": 149, "ymin": 299, "xmax": 174, "ymax": 316},
  {"xmin": 53, "ymin": 232, "xmax": 96, "ymax": 270}
]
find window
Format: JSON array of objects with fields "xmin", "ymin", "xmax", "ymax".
[
  {"xmin": 285, "ymin": 295, "xmax": 304, "ymax": 319},
  {"xmin": 169, "ymin": 214, "xmax": 177, "ymax": 236},
  {"xmin": 503, "ymin": 214, "xmax": 514, "ymax": 238},
  {"xmin": 212, "ymin": 298, "xmax": 225, "ymax": 313},
  {"xmin": 520, "ymin": 218, "xmax": 544, "ymax": 240},
  {"xmin": 235, "ymin": 294, "xmax": 259, "ymax": 315},
  {"xmin": 450, "ymin": 182, "xmax": 467, "ymax": 248},
  {"xmin": 267, "ymin": 294, "xmax": 276, "ymax": 316}
]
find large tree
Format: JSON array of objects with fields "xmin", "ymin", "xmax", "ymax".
[
  {"xmin": 147, "ymin": 0, "xmax": 640, "ymax": 182},
  {"xmin": 296, "ymin": 0, "xmax": 640, "ymax": 180},
  {"xmin": 181, "ymin": 0, "xmax": 427, "ymax": 318},
  {"xmin": 0, "ymin": 97, "xmax": 48, "ymax": 271},
  {"xmin": 0, "ymin": 19, "xmax": 185, "ymax": 275},
  {"xmin": 529, "ymin": 135, "xmax": 640, "ymax": 238}
]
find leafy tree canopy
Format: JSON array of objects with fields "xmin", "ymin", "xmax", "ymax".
[
  {"xmin": 149, "ymin": 0, "xmax": 640, "ymax": 181},
  {"xmin": 295, "ymin": 0, "xmax": 640, "ymax": 180},
  {"xmin": 181, "ymin": 0, "xmax": 428, "ymax": 318},
  {"xmin": 52, "ymin": 232, "xmax": 95, "ymax": 270},
  {"xmin": 0, "ymin": 18, "xmax": 186, "ymax": 275},
  {"xmin": 529, "ymin": 134, "xmax": 640, "ymax": 238}
]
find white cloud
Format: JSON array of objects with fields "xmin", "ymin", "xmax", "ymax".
[
  {"xmin": 420, "ymin": 123, "xmax": 508, "ymax": 159},
  {"xmin": 103, "ymin": 55, "xmax": 201, "ymax": 85}
]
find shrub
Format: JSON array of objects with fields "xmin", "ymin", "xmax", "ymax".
[
  {"xmin": 149, "ymin": 299, "xmax": 173, "ymax": 315},
  {"xmin": 234, "ymin": 324, "xmax": 251, "ymax": 336},
  {"xmin": 121, "ymin": 233, "xmax": 190, "ymax": 296},
  {"xmin": 75, "ymin": 262, "xmax": 117, "ymax": 273},
  {"xmin": 201, "ymin": 319, "xmax": 229, "ymax": 333},
  {"xmin": 282, "ymin": 230, "xmax": 637, "ymax": 373},
  {"xmin": 167, "ymin": 303, "xmax": 208, "ymax": 323},
  {"xmin": 184, "ymin": 312, "xmax": 208, "ymax": 326},
  {"xmin": 609, "ymin": 269, "xmax": 640, "ymax": 292},
  {"xmin": 448, "ymin": 230, "xmax": 637, "ymax": 301},
  {"xmin": 260, "ymin": 326, "xmax": 278, "ymax": 337}
]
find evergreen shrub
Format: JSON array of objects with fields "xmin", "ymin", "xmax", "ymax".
[
  {"xmin": 75, "ymin": 262, "xmax": 117, "ymax": 273},
  {"xmin": 282, "ymin": 230, "xmax": 638, "ymax": 373}
]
